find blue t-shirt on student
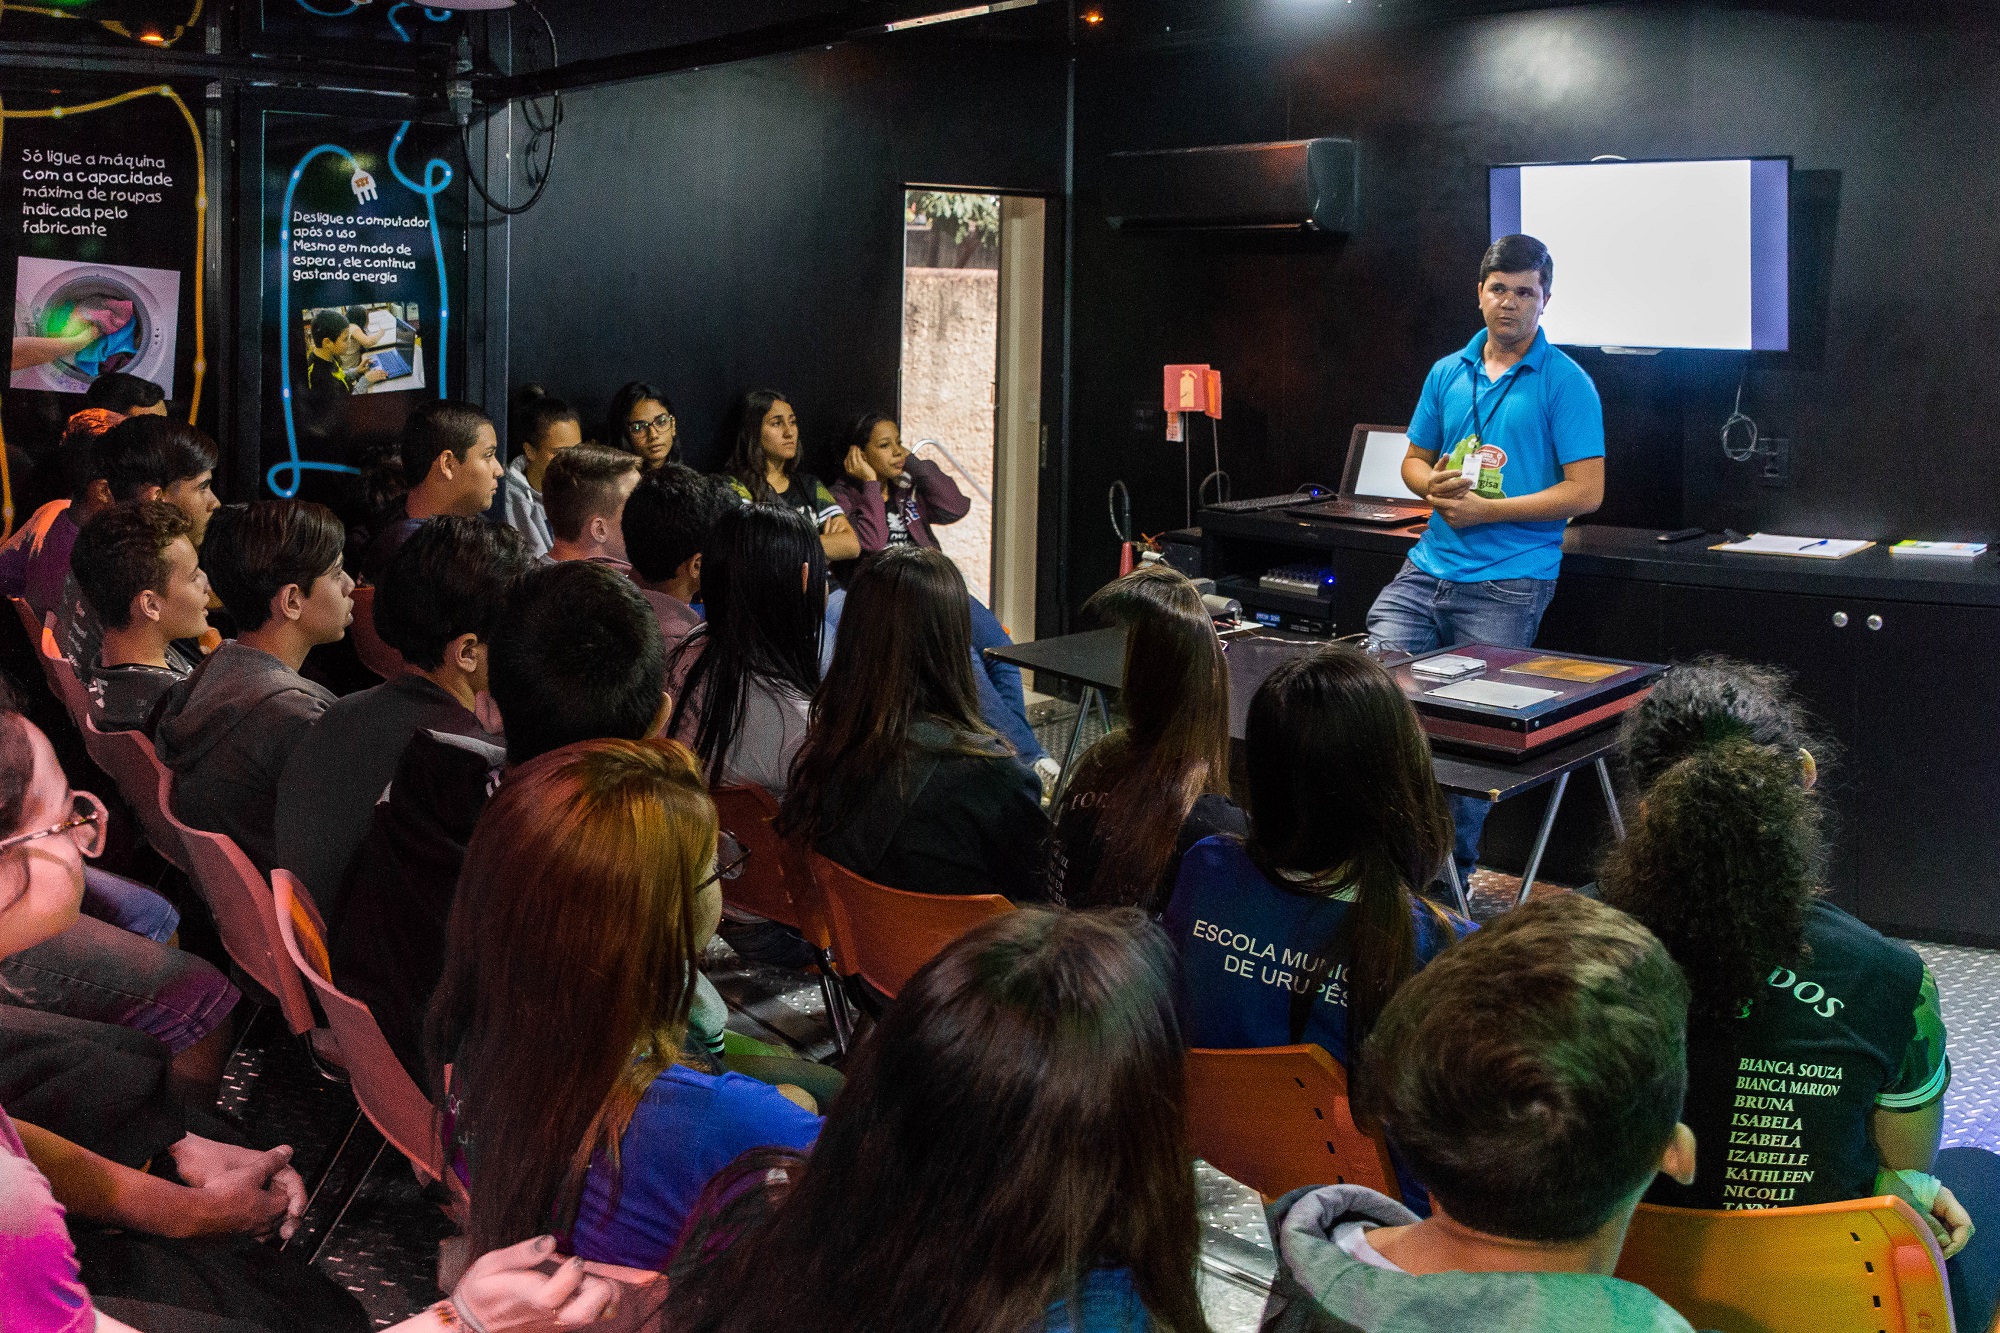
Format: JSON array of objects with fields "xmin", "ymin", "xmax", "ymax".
[
  {"xmin": 569, "ymin": 1063, "xmax": 822, "ymax": 1270},
  {"xmin": 1406, "ymin": 327, "xmax": 1604, "ymax": 584},
  {"xmin": 1163, "ymin": 836, "xmax": 1472, "ymax": 1066}
]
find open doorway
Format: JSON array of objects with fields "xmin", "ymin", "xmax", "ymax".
[{"xmin": 900, "ymin": 189, "xmax": 1044, "ymax": 641}]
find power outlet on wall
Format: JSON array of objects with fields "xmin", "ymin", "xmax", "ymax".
[{"xmin": 1756, "ymin": 437, "xmax": 1791, "ymax": 488}]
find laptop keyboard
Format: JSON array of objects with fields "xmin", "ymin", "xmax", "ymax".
[
  {"xmin": 1203, "ymin": 493, "xmax": 1326, "ymax": 514},
  {"xmin": 1288, "ymin": 499, "xmax": 1429, "ymax": 523}
]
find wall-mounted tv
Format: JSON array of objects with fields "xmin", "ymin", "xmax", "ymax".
[{"xmin": 1489, "ymin": 158, "xmax": 1790, "ymax": 351}]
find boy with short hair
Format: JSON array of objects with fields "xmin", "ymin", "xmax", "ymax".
[
  {"xmin": 82, "ymin": 371, "xmax": 168, "ymax": 417},
  {"xmin": 622, "ymin": 464, "xmax": 729, "ymax": 645},
  {"xmin": 275, "ymin": 516, "xmax": 535, "ymax": 911},
  {"xmin": 360, "ymin": 400, "xmax": 504, "ymax": 580},
  {"xmin": 69, "ymin": 501, "xmax": 211, "ymax": 733},
  {"xmin": 151, "ymin": 502, "xmax": 353, "ymax": 873},
  {"xmin": 0, "ymin": 408, "xmax": 124, "ymax": 610},
  {"xmin": 1264, "ymin": 893, "xmax": 1698, "ymax": 1333},
  {"xmin": 544, "ymin": 444, "xmax": 642, "ymax": 572}
]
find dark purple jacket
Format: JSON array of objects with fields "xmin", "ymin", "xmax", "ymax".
[{"xmin": 829, "ymin": 457, "xmax": 971, "ymax": 554}]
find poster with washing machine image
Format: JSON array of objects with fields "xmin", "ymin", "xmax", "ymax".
[{"xmin": 11, "ymin": 256, "xmax": 181, "ymax": 394}]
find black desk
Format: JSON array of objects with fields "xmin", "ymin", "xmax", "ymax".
[{"xmin": 986, "ymin": 626, "xmax": 1626, "ymax": 912}]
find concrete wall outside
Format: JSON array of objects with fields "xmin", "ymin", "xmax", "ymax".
[{"xmin": 899, "ymin": 266, "xmax": 998, "ymax": 604}]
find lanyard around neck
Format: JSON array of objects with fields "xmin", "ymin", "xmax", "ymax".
[{"xmin": 1463, "ymin": 355, "xmax": 1524, "ymax": 443}]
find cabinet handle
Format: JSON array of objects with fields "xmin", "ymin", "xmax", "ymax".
[
  {"xmin": 1867, "ymin": 614, "xmax": 1884, "ymax": 631},
  {"xmin": 1831, "ymin": 611, "xmax": 1849, "ymax": 628}
]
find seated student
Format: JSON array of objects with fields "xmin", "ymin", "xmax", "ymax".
[
  {"xmin": 428, "ymin": 738, "xmax": 823, "ymax": 1272},
  {"xmin": 500, "ymin": 384, "xmax": 582, "ymax": 559},
  {"xmin": 1600, "ymin": 660, "xmax": 1998, "ymax": 1326},
  {"xmin": 780, "ymin": 546, "xmax": 1047, "ymax": 901},
  {"xmin": 69, "ymin": 502, "xmax": 210, "ymax": 733},
  {"xmin": 544, "ymin": 444, "xmax": 642, "ymax": 572},
  {"xmin": 605, "ymin": 380, "xmax": 681, "ymax": 473},
  {"xmin": 57, "ymin": 416, "xmax": 220, "ymax": 678},
  {"xmin": 275, "ymin": 518, "xmax": 531, "ymax": 915},
  {"xmin": 360, "ymin": 400, "xmax": 504, "ymax": 581},
  {"xmin": 1266, "ymin": 893, "xmax": 1699, "ymax": 1333},
  {"xmin": 831, "ymin": 412, "xmax": 971, "ymax": 553},
  {"xmin": 152, "ymin": 502, "xmax": 352, "ymax": 874},
  {"xmin": 1048, "ymin": 565, "xmax": 1241, "ymax": 912},
  {"xmin": 668, "ymin": 908, "xmax": 1207, "ymax": 1333},
  {"xmin": 622, "ymin": 464, "xmax": 728, "ymax": 647},
  {"xmin": 333, "ymin": 561, "xmax": 668, "ymax": 1079},
  {"xmin": 722, "ymin": 390, "xmax": 859, "ymax": 564},
  {"xmin": 82, "ymin": 371, "xmax": 168, "ymax": 418},
  {"xmin": 0, "ymin": 408, "xmax": 123, "ymax": 608},
  {"xmin": 664, "ymin": 504, "xmax": 822, "ymax": 796},
  {"xmin": 1164, "ymin": 644, "xmax": 1470, "ymax": 1064}
]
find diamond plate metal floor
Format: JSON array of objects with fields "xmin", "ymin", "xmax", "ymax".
[{"xmin": 1914, "ymin": 941, "xmax": 2000, "ymax": 1155}]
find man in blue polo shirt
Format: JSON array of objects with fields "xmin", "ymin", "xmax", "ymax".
[{"xmin": 1367, "ymin": 233, "xmax": 1605, "ymax": 889}]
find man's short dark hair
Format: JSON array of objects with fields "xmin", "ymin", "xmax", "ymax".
[
  {"xmin": 82, "ymin": 372, "xmax": 165, "ymax": 415},
  {"xmin": 71, "ymin": 500, "xmax": 192, "ymax": 631},
  {"xmin": 202, "ymin": 501, "xmax": 346, "ymax": 632},
  {"xmin": 542, "ymin": 444, "xmax": 639, "ymax": 543},
  {"xmin": 98, "ymin": 416, "xmax": 218, "ymax": 502},
  {"xmin": 309, "ymin": 308, "xmax": 353, "ymax": 348},
  {"xmin": 399, "ymin": 399, "xmax": 493, "ymax": 488},
  {"xmin": 1358, "ymin": 894, "xmax": 1688, "ymax": 1244},
  {"xmin": 1480, "ymin": 233, "xmax": 1554, "ymax": 297},
  {"xmin": 374, "ymin": 516, "xmax": 537, "ymax": 671},
  {"xmin": 623, "ymin": 464, "xmax": 729, "ymax": 583},
  {"xmin": 487, "ymin": 562, "xmax": 666, "ymax": 766},
  {"xmin": 61, "ymin": 408, "xmax": 126, "ymax": 506}
]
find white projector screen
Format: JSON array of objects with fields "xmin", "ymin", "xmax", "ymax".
[{"xmin": 1489, "ymin": 158, "xmax": 1789, "ymax": 351}]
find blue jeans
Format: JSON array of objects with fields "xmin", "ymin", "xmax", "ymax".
[
  {"xmin": 0, "ymin": 912, "xmax": 240, "ymax": 1053},
  {"xmin": 1938, "ymin": 1146, "xmax": 2000, "ymax": 1331},
  {"xmin": 1366, "ymin": 560, "xmax": 1558, "ymax": 885},
  {"xmin": 82, "ymin": 867, "xmax": 180, "ymax": 944}
]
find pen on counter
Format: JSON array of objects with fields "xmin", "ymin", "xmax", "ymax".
[{"xmin": 1802, "ymin": 539, "xmax": 1829, "ymax": 550}]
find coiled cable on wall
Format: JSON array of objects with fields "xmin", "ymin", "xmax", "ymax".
[
  {"xmin": 460, "ymin": 0, "xmax": 562, "ymax": 216},
  {"xmin": 1721, "ymin": 360, "xmax": 1760, "ymax": 463},
  {"xmin": 1108, "ymin": 480, "xmax": 1131, "ymax": 544},
  {"xmin": 1196, "ymin": 413, "xmax": 1229, "ymax": 510}
]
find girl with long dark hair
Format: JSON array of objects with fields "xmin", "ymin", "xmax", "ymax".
[
  {"xmin": 1163, "ymin": 644, "xmax": 1467, "ymax": 1072},
  {"xmin": 1600, "ymin": 660, "xmax": 1999, "ymax": 1324},
  {"xmin": 501, "ymin": 384, "xmax": 582, "ymax": 559},
  {"xmin": 780, "ymin": 545, "xmax": 1046, "ymax": 900},
  {"xmin": 664, "ymin": 504, "xmax": 825, "ymax": 795},
  {"xmin": 722, "ymin": 389, "xmax": 860, "ymax": 564},
  {"xmin": 603, "ymin": 380, "xmax": 680, "ymax": 472},
  {"xmin": 668, "ymin": 907, "xmax": 1211, "ymax": 1333},
  {"xmin": 427, "ymin": 738, "xmax": 821, "ymax": 1270},
  {"xmin": 1047, "ymin": 566, "xmax": 1240, "ymax": 912}
]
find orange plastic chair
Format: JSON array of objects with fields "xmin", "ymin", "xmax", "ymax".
[
  {"xmin": 810, "ymin": 853, "xmax": 1013, "ymax": 1000},
  {"xmin": 80, "ymin": 714, "xmax": 191, "ymax": 874},
  {"xmin": 349, "ymin": 585, "xmax": 409, "ymax": 681},
  {"xmin": 1614, "ymin": 1195, "xmax": 1952, "ymax": 1333},
  {"xmin": 273, "ymin": 870, "xmax": 462, "ymax": 1213},
  {"xmin": 1183, "ymin": 1044, "xmax": 1398, "ymax": 1201},
  {"xmin": 160, "ymin": 794, "xmax": 317, "ymax": 1035}
]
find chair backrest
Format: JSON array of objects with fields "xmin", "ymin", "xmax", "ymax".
[
  {"xmin": 80, "ymin": 715, "xmax": 190, "ymax": 874},
  {"xmin": 1183, "ymin": 1044, "xmax": 1398, "ymax": 1201},
  {"xmin": 274, "ymin": 870, "xmax": 446, "ymax": 1187},
  {"xmin": 9, "ymin": 595, "xmax": 41, "ymax": 644},
  {"xmin": 709, "ymin": 784, "xmax": 830, "ymax": 950},
  {"xmin": 160, "ymin": 796, "xmax": 317, "ymax": 1035},
  {"xmin": 810, "ymin": 854, "xmax": 1013, "ymax": 999},
  {"xmin": 18, "ymin": 599, "xmax": 89, "ymax": 727},
  {"xmin": 1614, "ymin": 1195, "xmax": 1952, "ymax": 1333},
  {"xmin": 349, "ymin": 585, "xmax": 409, "ymax": 682}
]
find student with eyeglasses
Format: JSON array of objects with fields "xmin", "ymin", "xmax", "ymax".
[{"xmin": 604, "ymin": 380, "xmax": 681, "ymax": 473}]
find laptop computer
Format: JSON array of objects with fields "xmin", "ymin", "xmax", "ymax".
[{"xmin": 1287, "ymin": 424, "xmax": 1433, "ymax": 525}]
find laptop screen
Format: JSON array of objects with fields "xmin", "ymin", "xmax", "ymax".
[{"xmin": 1352, "ymin": 429, "xmax": 1424, "ymax": 502}]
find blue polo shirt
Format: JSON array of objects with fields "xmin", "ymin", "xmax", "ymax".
[{"xmin": 1406, "ymin": 328, "xmax": 1604, "ymax": 583}]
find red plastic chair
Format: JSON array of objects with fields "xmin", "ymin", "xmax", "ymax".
[
  {"xmin": 1615, "ymin": 1194, "xmax": 1952, "ymax": 1333},
  {"xmin": 810, "ymin": 854, "xmax": 1014, "ymax": 1000},
  {"xmin": 15, "ymin": 596, "xmax": 90, "ymax": 729},
  {"xmin": 1182, "ymin": 1044, "xmax": 1398, "ymax": 1201},
  {"xmin": 160, "ymin": 793, "xmax": 317, "ymax": 1036},
  {"xmin": 349, "ymin": 585, "xmax": 409, "ymax": 681},
  {"xmin": 80, "ymin": 714, "xmax": 191, "ymax": 875},
  {"xmin": 710, "ymin": 785, "xmax": 850, "ymax": 1048}
]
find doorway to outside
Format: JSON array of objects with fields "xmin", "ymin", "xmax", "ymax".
[{"xmin": 900, "ymin": 188, "xmax": 1044, "ymax": 644}]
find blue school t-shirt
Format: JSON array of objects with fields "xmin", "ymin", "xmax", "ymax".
[
  {"xmin": 1405, "ymin": 328, "xmax": 1604, "ymax": 584},
  {"xmin": 569, "ymin": 1064, "xmax": 823, "ymax": 1270},
  {"xmin": 1163, "ymin": 836, "xmax": 1472, "ymax": 1066}
]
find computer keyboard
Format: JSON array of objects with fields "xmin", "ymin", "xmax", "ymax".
[{"xmin": 1203, "ymin": 492, "xmax": 1326, "ymax": 514}]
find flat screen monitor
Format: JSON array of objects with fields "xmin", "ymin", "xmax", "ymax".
[
  {"xmin": 1489, "ymin": 158, "xmax": 1789, "ymax": 350},
  {"xmin": 1349, "ymin": 427, "xmax": 1423, "ymax": 502}
]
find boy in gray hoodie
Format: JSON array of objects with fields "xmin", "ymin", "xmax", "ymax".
[
  {"xmin": 1262, "ymin": 894, "xmax": 1700, "ymax": 1333},
  {"xmin": 151, "ymin": 502, "xmax": 353, "ymax": 873}
]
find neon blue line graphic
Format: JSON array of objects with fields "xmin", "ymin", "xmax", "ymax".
[
  {"xmin": 268, "ymin": 14, "xmax": 456, "ymax": 498},
  {"xmin": 293, "ymin": 0, "xmax": 364, "ymax": 14}
]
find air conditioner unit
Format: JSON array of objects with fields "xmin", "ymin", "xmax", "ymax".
[{"xmin": 1104, "ymin": 138, "xmax": 1357, "ymax": 233}]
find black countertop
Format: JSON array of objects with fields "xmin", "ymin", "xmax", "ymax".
[{"xmin": 1199, "ymin": 509, "xmax": 2000, "ymax": 609}]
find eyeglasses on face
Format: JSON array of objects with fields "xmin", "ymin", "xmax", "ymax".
[
  {"xmin": 0, "ymin": 790, "xmax": 108, "ymax": 859},
  {"xmin": 695, "ymin": 830, "xmax": 749, "ymax": 892},
  {"xmin": 625, "ymin": 413, "xmax": 675, "ymax": 436}
]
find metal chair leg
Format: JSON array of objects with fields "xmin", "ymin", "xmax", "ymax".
[
  {"xmin": 817, "ymin": 950, "xmax": 853, "ymax": 1056},
  {"xmin": 1442, "ymin": 856, "xmax": 1472, "ymax": 919}
]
